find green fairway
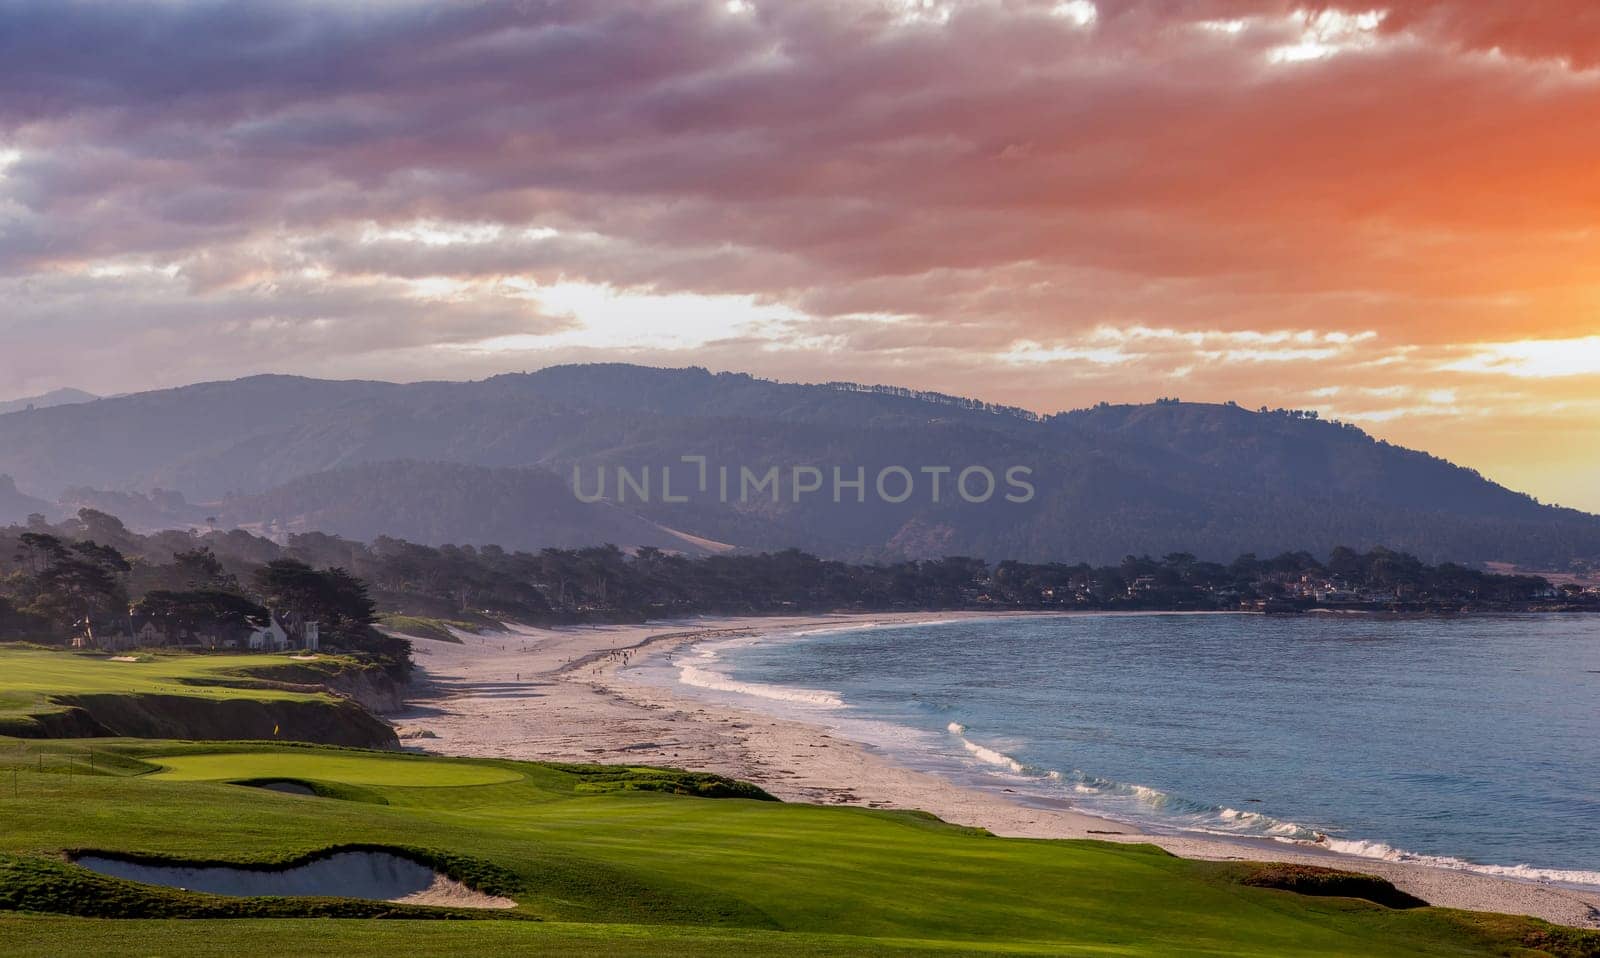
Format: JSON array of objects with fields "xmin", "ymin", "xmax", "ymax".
[
  {"xmin": 0, "ymin": 647, "xmax": 397, "ymax": 747},
  {"xmin": 148, "ymin": 751, "xmax": 524, "ymax": 786},
  {"xmin": 0, "ymin": 740, "xmax": 1594, "ymax": 956},
  {"xmin": 0, "ymin": 648, "xmax": 329, "ymax": 714},
  {"xmin": 375, "ymin": 615, "xmax": 476, "ymax": 643},
  {"xmin": 0, "ymin": 917, "xmax": 1143, "ymax": 957}
]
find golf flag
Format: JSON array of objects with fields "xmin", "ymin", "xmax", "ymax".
[{"xmin": 273, "ymin": 724, "xmax": 280, "ymax": 737}]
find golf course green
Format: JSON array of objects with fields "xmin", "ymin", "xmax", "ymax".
[
  {"xmin": 0, "ymin": 648, "xmax": 397, "ymax": 748},
  {"xmin": 147, "ymin": 751, "xmax": 523, "ymax": 786},
  {"xmin": 1, "ymin": 738, "xmax": 1596, "ymax": 956},
  {"xmin": 0, "ymin": 649, "xmax": 325, "ymax": 710}
]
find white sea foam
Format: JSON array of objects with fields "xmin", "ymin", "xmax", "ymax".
[
  {"xmin": 957, "ymin": 737, "xmax": 1028, "ymax": 774},
  {"xmin": 677, "ymin": 663, "xmax": 845, "ymax": 707},
  {"xmin": 674, "ymin": 617, "xmax": 1600, "ymax": 894},
  {"xmin": 786, "ymin": 618, "xmax": 967, "ymax": 639},
  {"xmin": 787, "ymin": 622, "xmax": 892, "ymax": 637},
  {"xmin": 1314, "ymin": 837, "xmax": 1600, "ymax": 887},
  {"xmin": 938, "ymin": 720, "xmax": 1600, "ymax": 889},
  {"xmin": 938, "ymin": 723, "xmax": 1030, "ymax": 774},
  {"xmin": 668, "ymin": 617, "xmax": 973, "ymax": 712},
  {"xmin": 674, "ymin": 642, "xmax": 845, "ymax": 709}
]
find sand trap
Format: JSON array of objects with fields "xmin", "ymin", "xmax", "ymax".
[
  {"xmin": 109, "ymin": 656, "xmax": 140, "ymax": 662},
  {"xmin": 73, "ymin": 850, "xmax": 516, "ymax": 909}
]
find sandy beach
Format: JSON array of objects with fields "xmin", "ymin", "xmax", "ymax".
[{"xmin": 395, "ymin": 612, "xmax": 1600, "ymax": 929}]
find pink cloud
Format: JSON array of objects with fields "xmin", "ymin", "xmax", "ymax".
[{"xmin": 2, "ymin": 0, "xmax": 1598, "ymax": 507}]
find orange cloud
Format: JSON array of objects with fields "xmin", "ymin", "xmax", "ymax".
[{"xmin": 0, "ymin": 0, "xmax": 1596, "ymax": 508}]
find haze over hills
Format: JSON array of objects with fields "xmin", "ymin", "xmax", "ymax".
[
  {"xmin": 0, "ymin": 365, "xmax": 1595, "ymax": 567},
  {"xmin": 0, "ymin": 387, "xmax": 98, "ymax": 417},
  {"xmin": 0, "ymin": 476, "xmax": 53, "ymax": 524},
  {"xmin": 217, "ymin": 461, "xmax": 732, "ymax": 556}
]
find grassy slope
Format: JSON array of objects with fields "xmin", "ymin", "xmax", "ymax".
[
  {"xmin": 0, "ymin": 649, "xmax": 318, "ymax": 700},
  {"xmin": 0, "ymin": 648, "xmax": 331, "ymax": 717},
  {"xmin": 0, "ymin": 740, "xmax": 1593, "ymax": 957},
  {"xmin": 375, "ymin": 615, "xmax": 476, "ymax": 643},
  {"xmin": 0, "ymin": 648, "xmax": 395, "ymax": 747},
  {"xmin": 147, "ymin": 752, "xmax": 525, "ymax": 786}
]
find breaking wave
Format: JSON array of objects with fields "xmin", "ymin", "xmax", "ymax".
[
  {"xmin": 675, "ymin": 640, "xmax": 845, "ymax": 709},
  {"xmin": 1313, "ymin": 838, "xmax": 1600, "ymax": 887},
  {"xmin": 787, "ymin": 618, "xmax": 967, "ymax": 638},
  {"xmin": 660, "ymin": 616, "xmax": 1600, "ymax": 892},
  {"xmin": 942, "ymin": 723, "xmax": 1600, "ymax": 889}
]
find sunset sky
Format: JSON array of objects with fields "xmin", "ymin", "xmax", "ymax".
[{"xmin": 2, "ymin": 1, "xmax": 1598, "ymax": 509}]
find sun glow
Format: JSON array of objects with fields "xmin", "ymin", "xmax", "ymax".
[
  {"xmin": 1269, "ymin": 8, "xmax": 1387, "ymax": 63},
  {"xmin": 442, "ymin": 280, "xmax": 809, "ymax": 353},
  {"xmin": 1442, "ymin": 336, "xmax": 1600, "ymax": 378},
  {"xmin": 359, "ymin": 220, "xmax": 536, "ymax": 247},
  {"xmin": 1050, "ymin": 1, "xmax": 1097, "ymax": 28},
  {"xmin": 886, "ymin": 0, "xmax": 952, "ymax": 26},
  {"xmin": 1003, "ymin": 326, "xmax": 1380, "ymax": 367}
]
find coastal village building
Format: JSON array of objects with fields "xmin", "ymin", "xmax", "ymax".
[
  {"xmin": 77, "ymin": 612, "xmax": 321, "ymax": 653},
  {"xmin": 133, "ymin": 619, "xmax": 166, "ymax": 647},
  {"xmin": 246, "ymin": 618, "xmax": 320, "ymax": 652},
  {"xmin": 246, "ymin": 617, "xmax": 288, "ymax": 651}
]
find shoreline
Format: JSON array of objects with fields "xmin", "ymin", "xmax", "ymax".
[{"xmin": 395, "ymin": 611, "xmax": 1600, "ymax": 929}]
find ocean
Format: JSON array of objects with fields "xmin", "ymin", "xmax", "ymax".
[{"xmin": 632, "ymin": 612, "xmax": 1600, "ymax": 886}]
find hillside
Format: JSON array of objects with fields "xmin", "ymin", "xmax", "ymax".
[
  {"xmin": 0, "ymin": 388, "xmax": 97, "ymax": 418},
  {"xmin": 215, "ymin": 461, "xmax": 724, "ymax": 555},
  {"xmin": 0, "ymin": 477, "xmax": 53, "ymax": 526},
  {"xmin": 0, "ymin": 650, "xmax": 398, "ymax": 748},
  {"xmin": 0, "ymin": 366, "xmax": 1596, "ymax": 566}
]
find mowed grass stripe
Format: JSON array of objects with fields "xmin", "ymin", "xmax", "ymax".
[
  {"xmin": 0, "ymin": 648, "xmax": 336, "ymax": 717},
  {"xmin": 0, "ymin": 740, "xmax": 1591, "ymax": 956},
  {"xmin": 147, "ymin": 752, "xmax": 524, "ymax": 787}
]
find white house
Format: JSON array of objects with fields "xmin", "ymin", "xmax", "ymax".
[
  {"xmin": 246, "ymin": 615, "xmax": 320, "ymax": 652},
  {"xmin": 133, "ymin": 619, "xmax": 170, "ymax": 647},
  {"xmin": 247, "ymin": 616, "xmax": 290, "ymax": 652}
]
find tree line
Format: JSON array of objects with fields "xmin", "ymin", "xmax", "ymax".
[
  {"xmin": 0, "ymin": 510, "xmax": 407, "ymax": 675},
  {"xmin": 1, "ymin": 510, "xmax": 1586, "ymax": 671}
]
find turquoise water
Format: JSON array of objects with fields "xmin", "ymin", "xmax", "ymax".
[{"xmin": 651, "ymin": 613, "xmax": 1600, "ymax": 885}]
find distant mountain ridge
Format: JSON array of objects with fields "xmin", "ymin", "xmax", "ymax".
[
  {"xmin": 0, "ymin": 387, "xmax": 97, "ymax": 417},
  {"xmin": 216, "ymin": 461, "xmax": 729, "ymax": 556},
  {"xmin": 0, "ymin": 475, "xmax": 53, "ymax": 525},
  {"xmin": 0, "ymin": 365, "xmax": 1595, "ymax": 566}
]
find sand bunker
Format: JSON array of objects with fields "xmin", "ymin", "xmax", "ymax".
[{"xmin": 73, "ymin": 850, "xmax": 516, "ymax": 909}]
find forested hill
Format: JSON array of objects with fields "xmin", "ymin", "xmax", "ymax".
[
  {"xmin": 0, "ymin": 387, "xmax": 97, "ymax": 417},
  {"xmin": 0, "ymin": 365, "xmax": 1595, "ymax": 567},
  {"xmin": 0, "ymin": 476, "xmax": 53, "ymax": 523},
  {"xmin": 216, "ymin": 461, "xmax": 727, "ymax": 556}
]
